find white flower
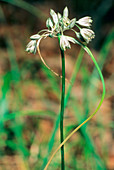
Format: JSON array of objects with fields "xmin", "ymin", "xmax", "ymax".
[
  {"xmin": 80, "ymin": 28, "xmax": 95, "ymax": 43},
  {"xmin": 60, "ymin": 35, "xmax": 76, "ymax": 51},
  {"xmin": 62, "ymin": 6, "xmax": 76, "ymax": 31},
  {"xmin": 60, "ymin": 35, "xmax": 70, "ymax": 50},
  {"xmin": 26, "ymin": 40, "xmax": 37, "ymax": 54},
  {"xmin": 76, "ymin": 16, "xmax": 92, "ymax": 27}
]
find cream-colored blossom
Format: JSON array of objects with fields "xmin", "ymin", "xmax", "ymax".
[
  {"xmin": 80, "ymin": 28, "xmax": 95, "ymax": 43},
  {"xmin": 26, "ymin": 40, "xmax": 37, "ymax": 54},
  {"xmin": 60, "ymin": 35, "xmax": 76, "ymax": 51},
  {"xmin": 76, "ymin": 16, "xmax": 92, "ymax": 27}
]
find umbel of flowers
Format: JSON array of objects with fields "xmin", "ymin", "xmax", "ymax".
[{"xmin": 26, "ymin": 6, "xmax": 95, "ymax": 53}]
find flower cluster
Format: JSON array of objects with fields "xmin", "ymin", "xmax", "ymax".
[{"xmin": 26, "ymin": 7, "xmax": 95, "ymax": 53}]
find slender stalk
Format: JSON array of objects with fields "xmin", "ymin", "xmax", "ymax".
[{"xmin": 60, "ymin": 48, "xmax": 65, "ymax": 170}]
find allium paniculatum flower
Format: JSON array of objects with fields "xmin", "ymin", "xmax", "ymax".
[
  {"xmin": 60, "ymin": 35, "xmax": 76, "ymax": 51},
  {"xmin": 26, "ymin": 6, "xmax": 95, "ymax": 53},
  {"xmin": 76, "ymin": 16, "xmax": 92, "ymax": 27},
  {"xmin": 80, "ymin": 28, "xmax": 95, "ymax": 44},
  {"xmin": 26, "ymin": 40, "xmax": 37, "ymax": 54}
]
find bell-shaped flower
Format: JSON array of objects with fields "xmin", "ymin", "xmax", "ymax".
[
  {"xmin": 26, "ymin": 40, "xmax": 37, "ymax": 54},
  {"xmin": 80, "ymin": 28, "xmax": 95, "ymax": 43},
  {"xmin": 60, "ymin": 35, "xmax": 76, "ymax": 51},
  {"xmin": 76, "ymin": 16, "xmax": 92, "ymax": 27}
]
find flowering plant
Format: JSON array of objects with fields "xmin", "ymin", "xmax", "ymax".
[{"xmin": 26, "ymin": 7, "xmax": 105, "ymax": 170}]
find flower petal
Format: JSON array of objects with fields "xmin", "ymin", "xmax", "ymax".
[
  {"xmin": 50, "ymin": 9, "xmax": 58, "ymax": 25},
  {"xmin": 63, "ymin": 6, "xmax": 68, "ymax": 18},
  {"xmin": 68, "ymin": 18, "xmax": 76, "ymax": 29},
  {"xmin": 46, "ymin": 17, "xmax": 53, "ymax": 29},
  {"xmin": 58, "ymin": 12, "xmax": 62, "ymax": 20},
  {"xmin": 66, "ymin": 36, "xmax": 76, "ymax": 44}
]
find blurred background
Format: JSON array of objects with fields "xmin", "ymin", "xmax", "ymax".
[{"xmin": 0, "ymin": 0, "xmax": 114, "ymax": 169}]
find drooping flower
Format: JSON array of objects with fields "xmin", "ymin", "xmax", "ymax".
[
  {"xmin": 26, "ymin": 40, "xmax": 37, "ymax": 54},
  {"xmin": 60, "ymin": 35, "xmax": 76, "ymax": 51},
  {"xmin": 76, "ymin": 16, "xmax": 92, "ymax": 27},
  {"xmin": 80, "ymin": 28, "xmax": 95, "ymax": 43}
]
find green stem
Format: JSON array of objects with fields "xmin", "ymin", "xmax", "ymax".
[
  {"xmin": 83, "ymin": 46, "xmax": 105, "ymax": 108},
  {"xmin": 60, "ymin": 48, "xmax": 65, "ymax": 170}
]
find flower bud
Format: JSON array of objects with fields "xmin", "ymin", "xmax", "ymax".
[{"xmin": 30, "ymin": 34, "xmax": 41, "ymax": 40}]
